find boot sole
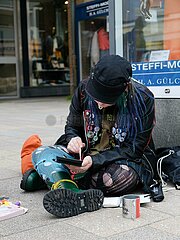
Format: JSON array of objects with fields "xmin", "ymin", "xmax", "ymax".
[{"xmin": 43, "ymin": 188, "xmax": 104, "ymax": 218}]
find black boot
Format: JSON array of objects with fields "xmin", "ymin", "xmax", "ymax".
[{"xmin": 43, "ymin": 172, "xmax": 104, "ymax": 218}]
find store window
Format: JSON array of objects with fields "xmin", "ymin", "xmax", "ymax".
[
  {"xmin": 0, "ymin": 0, "xmax": 18, "ymax": 97},
  {"xmin": 79, "ymin": 17, "xmax": 109, "ymax": 80},
  {"xmin": 116, "ymin": 0, "xmax": 180, "ymax": 98},
  {"xmin": 122, "ymin": 0, "xmax": 180, "ymax": 62},
  {"xmin": 75, "ymin": 0, "xmax": 109, "ymax": 82},
  {"xmin": 28, "ymin": 0, "xmax": 69, "ymax": 87}
]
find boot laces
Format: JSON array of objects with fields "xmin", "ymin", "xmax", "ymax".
[{"xmin": 51, "ymin": 179, "xmax": 78, "ymax": 190}]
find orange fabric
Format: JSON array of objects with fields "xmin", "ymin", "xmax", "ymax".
[
  {"xmin": 97, "ymin": 28, "xmax": 109, "ymax": 51},
  {"xmin": 21, "ymin": 135, "xmax": 42, "ymax": 174},
  {"xmin": 163, "ymin": 0, "xmax": 180, "ymax": 60}
]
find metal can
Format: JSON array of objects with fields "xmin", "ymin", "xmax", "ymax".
[{"xmin": 122, "ymin": 194, "xmax": 140, "ymax": 219}]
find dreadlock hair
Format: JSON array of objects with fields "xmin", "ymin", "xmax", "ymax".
[{"xmin": 116, "ymin": 78, "xmax": 154, "ymax": 148}]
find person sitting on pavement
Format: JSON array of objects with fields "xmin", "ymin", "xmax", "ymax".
[{"xmin": 20, "ymin": 55, "xmax": 164, "ymax": 218}]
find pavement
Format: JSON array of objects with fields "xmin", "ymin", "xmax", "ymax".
[{"xmin": 0, "ymin": 97, "xmax": 180, "ymax": 240}]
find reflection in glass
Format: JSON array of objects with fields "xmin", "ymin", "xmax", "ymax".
[
  {"xmin": 29, "ymin": 0, "xmax": 69, "ymax": 86},
  {"xmin": 0, "ymin": 1, "xmax": 15, "ymax": 56},
  {"xmin": 0, "ymin": 64, "xmax": 17, "ymax": 96},
  {"xmin": 79, "ymin": 17, "xmax": 109, "ymax": 80},
  {"xmin": 123, "ymin": 0, "xmax": 180, "ymax": 62}
]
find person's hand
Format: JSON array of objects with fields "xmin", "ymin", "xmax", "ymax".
[
  {"xmin": 66, "ymin": 155, "xmax": 92, "ymax": 174},
  {"xmin": 67, "ymin": 136, "xmax": 85, "ymax": 154}
]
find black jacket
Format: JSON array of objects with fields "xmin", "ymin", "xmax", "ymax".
[{"xmin": 56, "ymin": 79, "xmax": 158, "ymax": 178}]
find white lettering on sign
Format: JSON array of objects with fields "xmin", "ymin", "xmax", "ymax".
[
  {"xmin": 86, "ymin": 4, "xmax": 100, "ymax": 11},
  {"xmin": 86, "ymin": 1, "xmax": 108, "ymax": 16},
  {"xmin": 132, "ymin": 60, "xmax": 180, "ymax": 72},
  {"xmin": 135, "ymin": 77, "xmax": 180, "ymax": 86}
]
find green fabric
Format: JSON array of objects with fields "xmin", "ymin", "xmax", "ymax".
[
  {"xmin": 50, "ymin": 171, "xmax": 81, "ymax": 192},
  {"xmin": 21, "ymin": 170, "xmax": 47, "ymax": 191}
]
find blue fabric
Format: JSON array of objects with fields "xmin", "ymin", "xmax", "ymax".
[{"xmin": 32, "ymin": 145, "xmax": 71, "ymax": 183}]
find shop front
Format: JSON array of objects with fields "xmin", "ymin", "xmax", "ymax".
[
  {"xmin": 0, "ymin": 0, "xmax": 20, "ymax": 98},
  {"xmin": 20, "ymin": 0, "xmax": 70, "ymax": 97},
  {"xmin": 112, "ymin": 0, "xmax": 180, "ymax": 98},
  {"xmin": 0, "ymin": 0, "xmax": 179, "ymax": 100},
  {"xmin": 75, "ymin": 0, "xmax": 109, "ymax": 82},
  {"xmin": 75, "ymin": 0, "xmax": 180, "ymax": 98},
  {"xmin": 0, "ymin": 0, "xmax": 70, "ymax": 99}
]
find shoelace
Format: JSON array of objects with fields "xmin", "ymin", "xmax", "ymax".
[
  {"xmin": 51, "ymin": 179, "xmax": 78, "ymax": 190},
  {"xmin": 157, "ymin": 150, "xmax": 175, "ymax": 187}
]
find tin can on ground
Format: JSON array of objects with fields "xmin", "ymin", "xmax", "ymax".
[{"xmin": 122, "ymin": 194, "xmax": 140, "ymax": 219}]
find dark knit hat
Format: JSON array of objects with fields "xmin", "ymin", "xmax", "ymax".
[{"xmin": 86, "ymin": 55, "xmax": 132, "ymax": 104}]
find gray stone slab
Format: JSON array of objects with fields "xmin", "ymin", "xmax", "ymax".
[
  {"xmin": 108, "ymin": 226, "xmax": 180, "ymax": 240},
  {"xmin": 0, "ymin": 149, "xmax": 20, "ymax": 157},
  {"xmin": 0, "ymin": 223, "xmax": 104, "ymax": 240},
  {"xmin": 150, "ymin": 216, "xmax": 180, "ymax": 236},
  {"xmin": 0, "ymin": 168, "xmax": 20, "ymax": 179},
  {"xmin": 147, "ymin": 190, "xmax": 180, "ymax": 216},
  {"xmin": 65, "ymin": 206, "xmax": 170, "ymax": 238}
]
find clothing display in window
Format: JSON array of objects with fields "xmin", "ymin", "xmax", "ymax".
[{"xmin": 90, "ymin": 27, "xmax": 109, "ymax": 67}]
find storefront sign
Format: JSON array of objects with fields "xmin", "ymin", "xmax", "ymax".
[
  {"xmin": 132, "ymin": 60, "xmax": 180, "ymax": 98},
  {"xmin": 86, "ymin": 1, "xmax": 109, "ymax": 17},
  {"xmin": 76, "ymin": 0, "xmax": 109, "ymax": 20}
]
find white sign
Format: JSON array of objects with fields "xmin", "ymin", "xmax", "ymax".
[
  {"xmin": 132, "ymin": 60, "xmax": 180, "ymax": 98},
  {"xmin": 149, "ymin": 50, "xmax": 170, "ymax": 62}
]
